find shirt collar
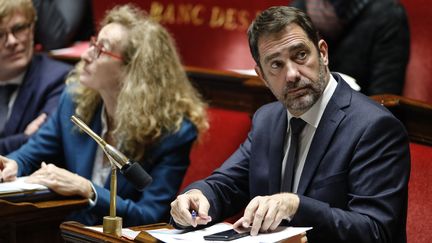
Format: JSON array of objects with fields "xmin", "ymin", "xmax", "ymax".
[
  {"xmin": 287, "ymin": 74, "xmax": 338, "ymax": 128},
  {"xmin": 0, "ymin": 72, "xmax": 25, "ymax": 86}
]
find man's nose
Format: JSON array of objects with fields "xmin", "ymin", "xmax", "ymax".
[
  {"xmin": 5, "ymin": 32, "xmax": 19, "ymax": 47},
  {"xmin": 285, "ymin": 62, "xmax": 301, "ymax": 83}
]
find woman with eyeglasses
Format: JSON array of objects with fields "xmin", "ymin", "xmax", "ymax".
[{"xmin": 0, "ymin": 4, "xmax": 208, "ymax": 226}]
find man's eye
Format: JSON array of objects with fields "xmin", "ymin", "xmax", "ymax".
[
  {"xmin": 12, "ymin": 25, "xmax": 27, "ymax": 32},
  {"xmin": 296, "ymin": 51, "xmax": 307, "ymax": 60},
  {"xmin": 271, "ymin": 61, "xmax": 282, "ymax": 69}
]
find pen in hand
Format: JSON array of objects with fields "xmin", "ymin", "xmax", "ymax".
[
  {"xmin": 191, "ymin": 209, "xmax": 197, "ymax": 220},
  {"xmin": 190, "ymin": 209, "xmax": 212, "ymax": 227}
]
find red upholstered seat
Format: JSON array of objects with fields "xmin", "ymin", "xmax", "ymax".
[
  {"xmin": 407, "ymin": 142, "xmax": 432, "ymax": 243},
  {"xmin": 180, "ymin": 108, "xmax": 251, "ymax": 191},
  {"xmin": 401, "ymin": 0, "xmax": 432, "ymax": 104}
]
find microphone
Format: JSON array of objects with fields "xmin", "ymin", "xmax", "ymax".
[{"xmin": 71, "ymin": 115, "xmax": 152, "ymax": 191}]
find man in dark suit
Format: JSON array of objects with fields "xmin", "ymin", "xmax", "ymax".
[
  {"xmin": 0, "ymin": 0, "xmax": 70, "ymax": 154},
  {"xmin": 170, "ymin": 6, "xmax": 410, "ymax": 243}
]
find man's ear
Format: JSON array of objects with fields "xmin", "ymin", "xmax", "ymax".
[
  {"xmin": 255, "ymin": 65, "xmax": 269, "ymax": 87},
  {"xmin": 318, "ymin": 39, "xmax": 329, "ymax": 65}
]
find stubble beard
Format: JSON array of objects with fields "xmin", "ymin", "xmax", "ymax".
[{"xmin": 282, "ymin": 58, "xmax": 327, "ymax": 115}]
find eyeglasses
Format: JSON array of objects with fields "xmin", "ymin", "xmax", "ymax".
[
  {"xmin": 0, "ymin": 22, "xmax": 32, "ymax": 46},
  {"xmin": 88, "ymin": 36, "xmax": 123, "ymax": 61}
]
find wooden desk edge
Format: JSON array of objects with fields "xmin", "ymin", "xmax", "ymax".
[{"xmin": 61, "ymin": 221, "xmax": 173, "ymax": 243}]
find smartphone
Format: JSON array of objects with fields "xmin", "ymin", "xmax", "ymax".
[{"xmin": 203, "ymin": 229, "xmax": 249, "ymax": 241}]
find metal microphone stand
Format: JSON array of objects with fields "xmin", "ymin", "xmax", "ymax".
[{"xmin": 71, "ymin": 115, "xmax": 122, "ymax": 237}]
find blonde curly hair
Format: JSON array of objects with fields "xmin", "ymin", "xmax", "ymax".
[{"xmin": 67, "ymin": 4, "xmax": 208, "ymax": 161}]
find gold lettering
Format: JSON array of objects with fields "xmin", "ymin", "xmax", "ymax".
[
  {"xmin": 162, "ymin": 4, "xmax": 176, "ymax": 24},
  {"xmin": 223, "ymin": 8, "xmax": 237, "ymax": 30},
  {"xmin": 149, "ymin": 2, "xmax": 164, "ymax": 22},
  {"xmin": 177, "ymin": 4, "xmax": 192, "ymax": 24},
  {"xmin": 151, "ymin": 3, "xmax": 252, "ymax": 31},
  {"xmin": 191, "ymin": 5, "xmax": 205, "ymax": 25},
  {"xmin": 209, "ymin": 6, "xmax": 224, "ymax": 28}
]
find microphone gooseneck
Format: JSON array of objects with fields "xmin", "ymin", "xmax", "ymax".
[{"xmin": 70, "ymin": 115, "xmax": 152, "ymax": 190}]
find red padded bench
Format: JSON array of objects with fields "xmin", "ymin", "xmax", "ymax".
[
  {"xmin": 180, "ymin": 107, "xmax": 251, "ymax": 191},
  {"xmin": 407, "ymin": 143, "xmax": 432, "ymax": 243}
]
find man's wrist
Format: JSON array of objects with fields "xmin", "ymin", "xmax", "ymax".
[{"xmin": 287, "ymin": 193, "xmax": 300, "ymax": 221}]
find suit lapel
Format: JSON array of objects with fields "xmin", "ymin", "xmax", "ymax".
[
  {"xmin": 268, "ymin": 105, "xmax": 288, "ymax": 194},
  {"xmin": 297, "ymin": 77, "xmax": 351, "ymax": 194},
  {"xmin": 5, "ymin": 58, "xmax": 38, "ymax": 134}
]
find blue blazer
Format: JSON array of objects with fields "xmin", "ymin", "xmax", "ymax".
[
  {"xmin": 8, "ymin": 88, "xmax": 198, "ymax": 226},
  {"xmin": 188, "ymin": 74, "xmax": 410, "ymax": 243},
  {"xmin": 0, "ymin": 54, "xmax": 70, "ymax": 154}
]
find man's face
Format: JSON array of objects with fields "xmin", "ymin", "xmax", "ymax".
[
  {"xmin": 255, "ymin": 24, "xmax": 330, "ymax": 116},
  {"xmin": 0, "ymin": 11, "xmax": 34, "ymax": 81}
]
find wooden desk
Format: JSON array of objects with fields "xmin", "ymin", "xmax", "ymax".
[
  {"xmin": 371, "ymin": 94, "xmax": 432, "ymax": 145},
  {"xmin": 61, "ymin": 221, "xmax": 305, "ymax": 243},
  {"xmin": 0, "ymin": 198, "xmax": 88, "ymax": 243},
  {"xmin": 61, "ymin": 221, "xmax": 172, "ymax": 243}
]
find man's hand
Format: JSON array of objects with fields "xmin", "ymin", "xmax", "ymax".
[
  {"xmin": 24, "ymin": 113, "xmax": 47, "ymax": 136},
  {"xmin": 0, "ymin": 155, "xmax": 18, "ymax": 182},
  {"xmin": 25, "ymin": 162, "xmax": 94, "ymax": 199},
  {"xmin": 233, "ymin": 193, "xmax": 300, "ymax": 236},
  {"xmin": 170, "ymin": 189, "xmax": 212, "ymax": 227}
]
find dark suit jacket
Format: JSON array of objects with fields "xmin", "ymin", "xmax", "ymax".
[
  {"xmin": 0, "ymin": 54, "xmax": 70, "ymax": 155},
  {"xmin": 8, "ymin": 87, "xmax": 198, "ymax": 226},
  {"xmin": 188, "ymin": 75, "xmax": 410, "ymax": 243}
]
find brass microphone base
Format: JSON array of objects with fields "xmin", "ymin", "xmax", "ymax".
[{"xmin": 103, "ymin": 216, "xmax": 122, "ymax": 237}]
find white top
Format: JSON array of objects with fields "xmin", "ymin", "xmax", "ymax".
[{"xmin": 90, "ymin": 107, "xmax": 112, "ymax": 187}]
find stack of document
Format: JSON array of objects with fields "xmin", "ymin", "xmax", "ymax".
[
  {"xmin": 0, "ymin": 176, "xmax": 50, "ymax": 202},
  {"xmin": 146, "ymin": 222, "xmax": 312, "ymax": 243}
]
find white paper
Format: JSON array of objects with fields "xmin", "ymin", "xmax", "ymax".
[
  {"xmin": 0, "ymin": 176, "xmax": 48, "ymax": 194},
  {"xmin": 147, "ymin": 222, "xmax": 312, "ymax": 243}
]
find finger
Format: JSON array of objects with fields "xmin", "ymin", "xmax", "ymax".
[
  {"xmin": 31, "ymin": 113, "xmax": 47, "ymax": 128},
  {"xmin": 1, "ymin": 164, "xmax": 17, "ymax": 182},
  {"xmin": 301, "ymin": 235, "xmax": 308, "ymax": 243},
  {"xmin": 37, "ymin": 113, "xmax": 47, "ymax": 124},
  {"xmin": 194, "ymin": 197, "xmax": 211, "ymax": 220},
  {"xmin": 242, "ymin": 197, "xmax": 260, "ymax": 228},
  {"xmin": 233, "ymin": 217, "xmax": 251, "ymax": 233},
  {"xmin": 261, "ymin": 202, "xmax": 278, "ymax": 231},
  {"xmin": 251, "ymin": 202, "xmax": 268, "ymax": 236},
  {"xmin": 269, "ymin": 210, "xmax": 285, "ymax": 231},
  {"xmin": 26, "ymin": 176, "xmax": 51, "ymax": 187},
  {"xmin": 24, "ymin": 176, "xmax": 41, "ymax": 184}
]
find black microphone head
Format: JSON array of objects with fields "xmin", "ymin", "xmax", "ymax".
[{"xmin": 120, "ymin": 162, "xmax": 153, "ymax": 191}]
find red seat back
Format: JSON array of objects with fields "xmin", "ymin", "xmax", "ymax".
[
  {"xmin": 180, "ymin": 108, "xmax": 251, "ymax": 190},
  {"xmin": 401, "ymin": 0, "xmax": 432, "ymax": 104},
  {"xmin": 407, "ymin": 143, "xmax": 432, "ymax": 243}
]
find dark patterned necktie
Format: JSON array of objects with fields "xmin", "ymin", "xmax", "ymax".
[
  {"xmin": 281, "ymin": 118, "xmax": 307, "ymax": 192},
  {"xmin": 0, "ymin": 84, "xmax": 18, "ymax": 134}
]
